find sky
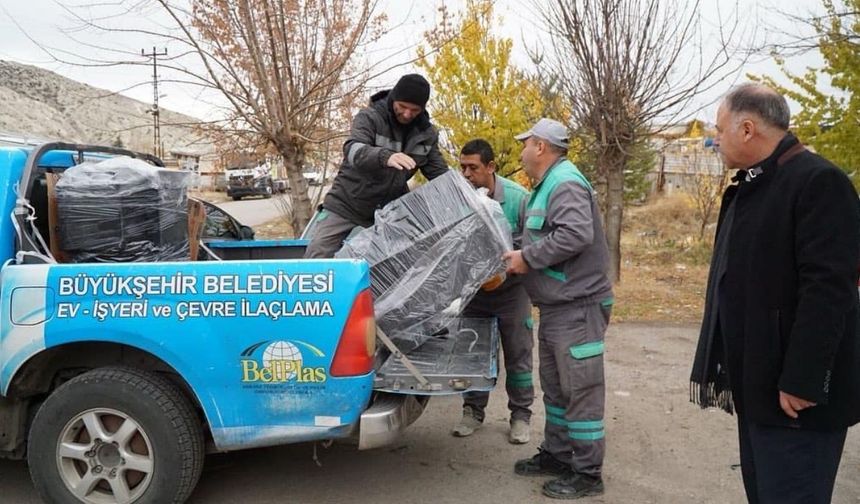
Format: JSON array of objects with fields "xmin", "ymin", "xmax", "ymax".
[{"xmin": 0, "ymin": 0, "xmax": 830, "ymax": 125}]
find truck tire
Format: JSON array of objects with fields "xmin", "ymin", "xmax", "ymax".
[
  {"xmin": 28, "ymin": 367, "xmax": 204, "ymax": 504},
  {"xmin": 263, "ymin": 186, "xmax": 273, "ymax": 199},
  {"xmin": 232, "ymin": 195, "xmax": 242, "ymax": 201}
]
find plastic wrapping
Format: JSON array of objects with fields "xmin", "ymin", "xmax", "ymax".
[
  {"xmin": 336, "ymin": 170, "xmax": 513, "ymax": 351},
  {"xmin": 55, "ymin": 156, "xmax": 191, "ymax": 263},
  {"xmin": 375, "ymin": 317, "xmax": 499, "ymax": 394}
]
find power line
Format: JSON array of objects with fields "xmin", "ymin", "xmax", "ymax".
[{"xmin": 141, "ymin": 46, "xmax": 167, "ymax": 158}]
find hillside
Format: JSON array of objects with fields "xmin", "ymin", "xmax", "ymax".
[{"xmin": 0, "ymin": 60, "xmax": 206, "ymax": 153}]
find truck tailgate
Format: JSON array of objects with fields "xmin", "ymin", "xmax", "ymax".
[{"xmin": 374, "ymin": 317, "xmax": 499, "ymax": 395}]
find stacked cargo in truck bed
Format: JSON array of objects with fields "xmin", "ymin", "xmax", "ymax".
[{"xmin": 54, "ymin": 156, "xmax": 190, "ymax": 262}]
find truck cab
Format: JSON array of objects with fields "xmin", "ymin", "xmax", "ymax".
[
  {"xmin": 0, "ymin": 143, "xmax": 500, "ymax": 504},
  {"xmin": 225, "ymin": 164, "xmax": 274, "ymax": 200}
]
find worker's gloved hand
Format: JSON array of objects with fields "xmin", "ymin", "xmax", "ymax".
[
  {"xmin": 387, "ymin": 153, "xmax": 416, "ymax": 171},
  {"xmin": 481, "ymin": 273, "xmax": 506, "ymax": 291}
]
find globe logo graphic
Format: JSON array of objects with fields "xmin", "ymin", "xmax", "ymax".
[{"xmin": 262, "ymin": 341, "xmax": 303, "ymax": 381}]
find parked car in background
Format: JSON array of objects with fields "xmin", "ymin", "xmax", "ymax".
[
  {"xmin": 226, "ymin": 165, "xmax": 273, "ymax": 200},
  {"xmin": 303, "ymin": 171, "xmax": 324, "ymax": 186}
]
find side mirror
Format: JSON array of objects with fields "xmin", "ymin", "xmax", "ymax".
[{"xmin": 239, "ymin": 225, "xmax": 255, "ymax": 240}]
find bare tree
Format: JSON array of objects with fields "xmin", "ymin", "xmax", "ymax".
[
  {"xmin": 535, "ymin": 0, "xmax": 749, "ymax": 281},
  {"xmin": 40, "ymin": 0, "xmax": 384, "ymax": 233},
  {"xmin": 681, "ymin": 143, "xmax": 729, "ymax": 241},
  {"xmin": 176, "ymin": 0, "xmax": 384, "ymax": 232}
]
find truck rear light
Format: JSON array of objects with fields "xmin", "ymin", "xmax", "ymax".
[{"xmin": 331, "ymin": 289, "xmax": 376, "ymax": 377}]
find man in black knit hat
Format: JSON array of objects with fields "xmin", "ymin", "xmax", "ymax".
[{"xmin": 304, "ymin": 73, "xmax": 449, "ymax": 258}]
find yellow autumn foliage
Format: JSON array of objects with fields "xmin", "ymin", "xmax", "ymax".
[{"xmin": 416, "ymin": 0, "xmax": 575, "ymax": 187}]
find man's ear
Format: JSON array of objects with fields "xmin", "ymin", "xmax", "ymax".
[
  {"xmin": 488, "ymin": 161, "xmax": 497, "ymax": 172},
  {"xmin": 741, "ymin": 118, "xmax": 756, "ymax": 141}
]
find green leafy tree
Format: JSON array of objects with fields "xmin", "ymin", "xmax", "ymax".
[
  {"xmin": 416, "ymin": 0, "xmax": 557, "ymax": 182},
  {"xmin": 754, "ymin": 0, "xmax": 860, "ymax": 184}
]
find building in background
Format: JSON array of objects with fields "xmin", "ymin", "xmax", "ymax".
[{"xmin": 648, "ymin": 120, "xmax": 724, "ymax": 195}]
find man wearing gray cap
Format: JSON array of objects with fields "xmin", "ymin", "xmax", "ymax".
[{"xmin": 503, "ymin": 118, "xmax": 613, "ymax": 499}]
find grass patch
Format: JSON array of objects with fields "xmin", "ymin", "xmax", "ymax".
[{"xmin": 614, "ymin": 194, "xmax": 714, "ymax": 324}]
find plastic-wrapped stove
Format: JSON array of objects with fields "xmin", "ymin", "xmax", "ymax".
[
  {"xmin": 336, "ymin": 170, "xmax": 512, "ymax": 351},
  {"xmin": 336, "ymin": 170, "xmax": 512, "ymax": 395}
]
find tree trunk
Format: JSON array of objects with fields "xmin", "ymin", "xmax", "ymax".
[
  {"xmin": 280, "ymin": 142, "xmax": 313, "ymax": 235},
  {"xmin": 592, "ymin": 168, "xmax": 609, "ymax": 219},
  {"xmin": 603, "ymin": 149, "xmax": 626, "ymax": 283}
]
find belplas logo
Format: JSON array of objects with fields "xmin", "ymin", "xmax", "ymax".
[{"xmin": 240, "ymin": 340, "xmax": 327, "ymax": 384}]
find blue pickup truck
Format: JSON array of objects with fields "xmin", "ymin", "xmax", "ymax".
[{"xmin": 0, "ymin": 143, "xmax": 498, "ymax": 504}]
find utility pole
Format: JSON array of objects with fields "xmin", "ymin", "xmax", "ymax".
[{"xmin": 141, "ymin": 47, "xmax": 168, "ymax": 158}]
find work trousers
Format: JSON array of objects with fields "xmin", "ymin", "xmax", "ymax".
[{"xmin": 538, "ymin": 301, "xmax": 610, "ymax": 477}]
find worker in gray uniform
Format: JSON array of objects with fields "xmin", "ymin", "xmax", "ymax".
[
  {"xmin": 503, "ymin": 119, "xmax": 613, "ymax": 500},
  {"xmin": 452, "ymin": 139, "xmax": 535, "ymax": 445}
]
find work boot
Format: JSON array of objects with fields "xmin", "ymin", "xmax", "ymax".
[
  {"xmin": 542, "ymin": 472, "xmax": 605, "ymax": 499},
  {"xmin": 452, "ymin": 406, "xmax": 483, "ymax": 437},
  {"xmin": 513, "ymin": 448, "xmax": 568, "ymax": 477},
  {"xmin": 508, "ymin": 418, "xmax": 530, "ymax": 444}
]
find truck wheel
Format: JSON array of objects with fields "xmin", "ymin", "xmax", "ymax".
[
  {"xmin": 232, "ymin": 195, "xmax": 241, "ymax": 201},
  {"xmin": 28, "ymin": 367, "xmax": 204, "ymax": 504},
  {"xmin": 263, "ymin": 187, "xmax": 273, "ymax": 199}
]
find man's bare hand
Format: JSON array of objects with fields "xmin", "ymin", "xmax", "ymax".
[
  {"xmin": 779, "ymin": 391, "xmax": 817, "ymax": 419},
  {"xmin": 387, "ymin": 153, "xmax": 416, "ymax": 171},
  {"xmin": 503, "ymin": 250, "xmax": 529, "ymax": 275}
]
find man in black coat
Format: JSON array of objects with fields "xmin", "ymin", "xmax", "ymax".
[
  {"xmin": 304, "ymin": 74, "xmax": 449, "ymax": 258},
  {"xmin": 691, "ymin": 83, "xmax": 860, "ymax": 504}
]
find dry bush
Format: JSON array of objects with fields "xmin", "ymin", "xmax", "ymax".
[
  {"xmin": 622, "ymin": 193, "xmax": 715, "ymax": 267},
  {"xmin": 614, "ymin": 193, "xmax": 715, "ymax": 323}
]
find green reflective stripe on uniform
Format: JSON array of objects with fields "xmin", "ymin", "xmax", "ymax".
[
  {"xmin": 526, "ymin": 160, "xmax": 592, "ymax": 230},
  {"xmin": 547, "ymin": 414, "xmax": 569, "ymax": 427},
  {"xmin": 545, "ymin": 401, "xmax": 567, "ymax": 426},
  {"xmin": 508, "ymin": 380, "xmax": 533, "ymax": 388},
  {"xmin": 525, "ymin": 213, "xmax": 546, "ymax": 231},
  {"xmin": 569, "ymin": 420, "xmax": 604, "ymax": 431},
  {"xmin": 499, "ymin": 177, "xmax": 529, "ymax": 231},
  {"xmin": 524, "ymin": 316, "xmax": 534, "ymax": 330},
  {"xmin": 545, "ymin": 403, "xmax": 566, "ymax": 418},
  {"xmin": 543, "ymin": 267, "xmax": 566, "ymax": 282},
  {"xmin": 506, "ymin": 372, "xmax": 533, "ymax": 387},
  {"xmin": 569, "ymin": 430, "xmax": 605, "ymax": 441},
  {"xmin": 508, "ymin": 371, "xmax": 532, "ymax": 380},
  {"xmin": 570, "ymin": 341, "xmax": 604, "ymax": 359},
  {"xmin": 600, "ymin": 297, "xmax": 614, "ymax": 307}
]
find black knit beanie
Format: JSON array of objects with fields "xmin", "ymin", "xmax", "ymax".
[{"xmin": 390, "ymin": 74, "xmax": 430, "ymax": 108}]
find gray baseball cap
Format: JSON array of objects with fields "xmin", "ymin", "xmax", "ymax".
[{"xmin": 515, "ymin": 118, "xmax": 570, "ymax": 149}]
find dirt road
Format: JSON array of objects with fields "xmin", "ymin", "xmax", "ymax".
[{"xmin": 1, "ymin": 322, "xmax": 856, "ymax": 503}]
